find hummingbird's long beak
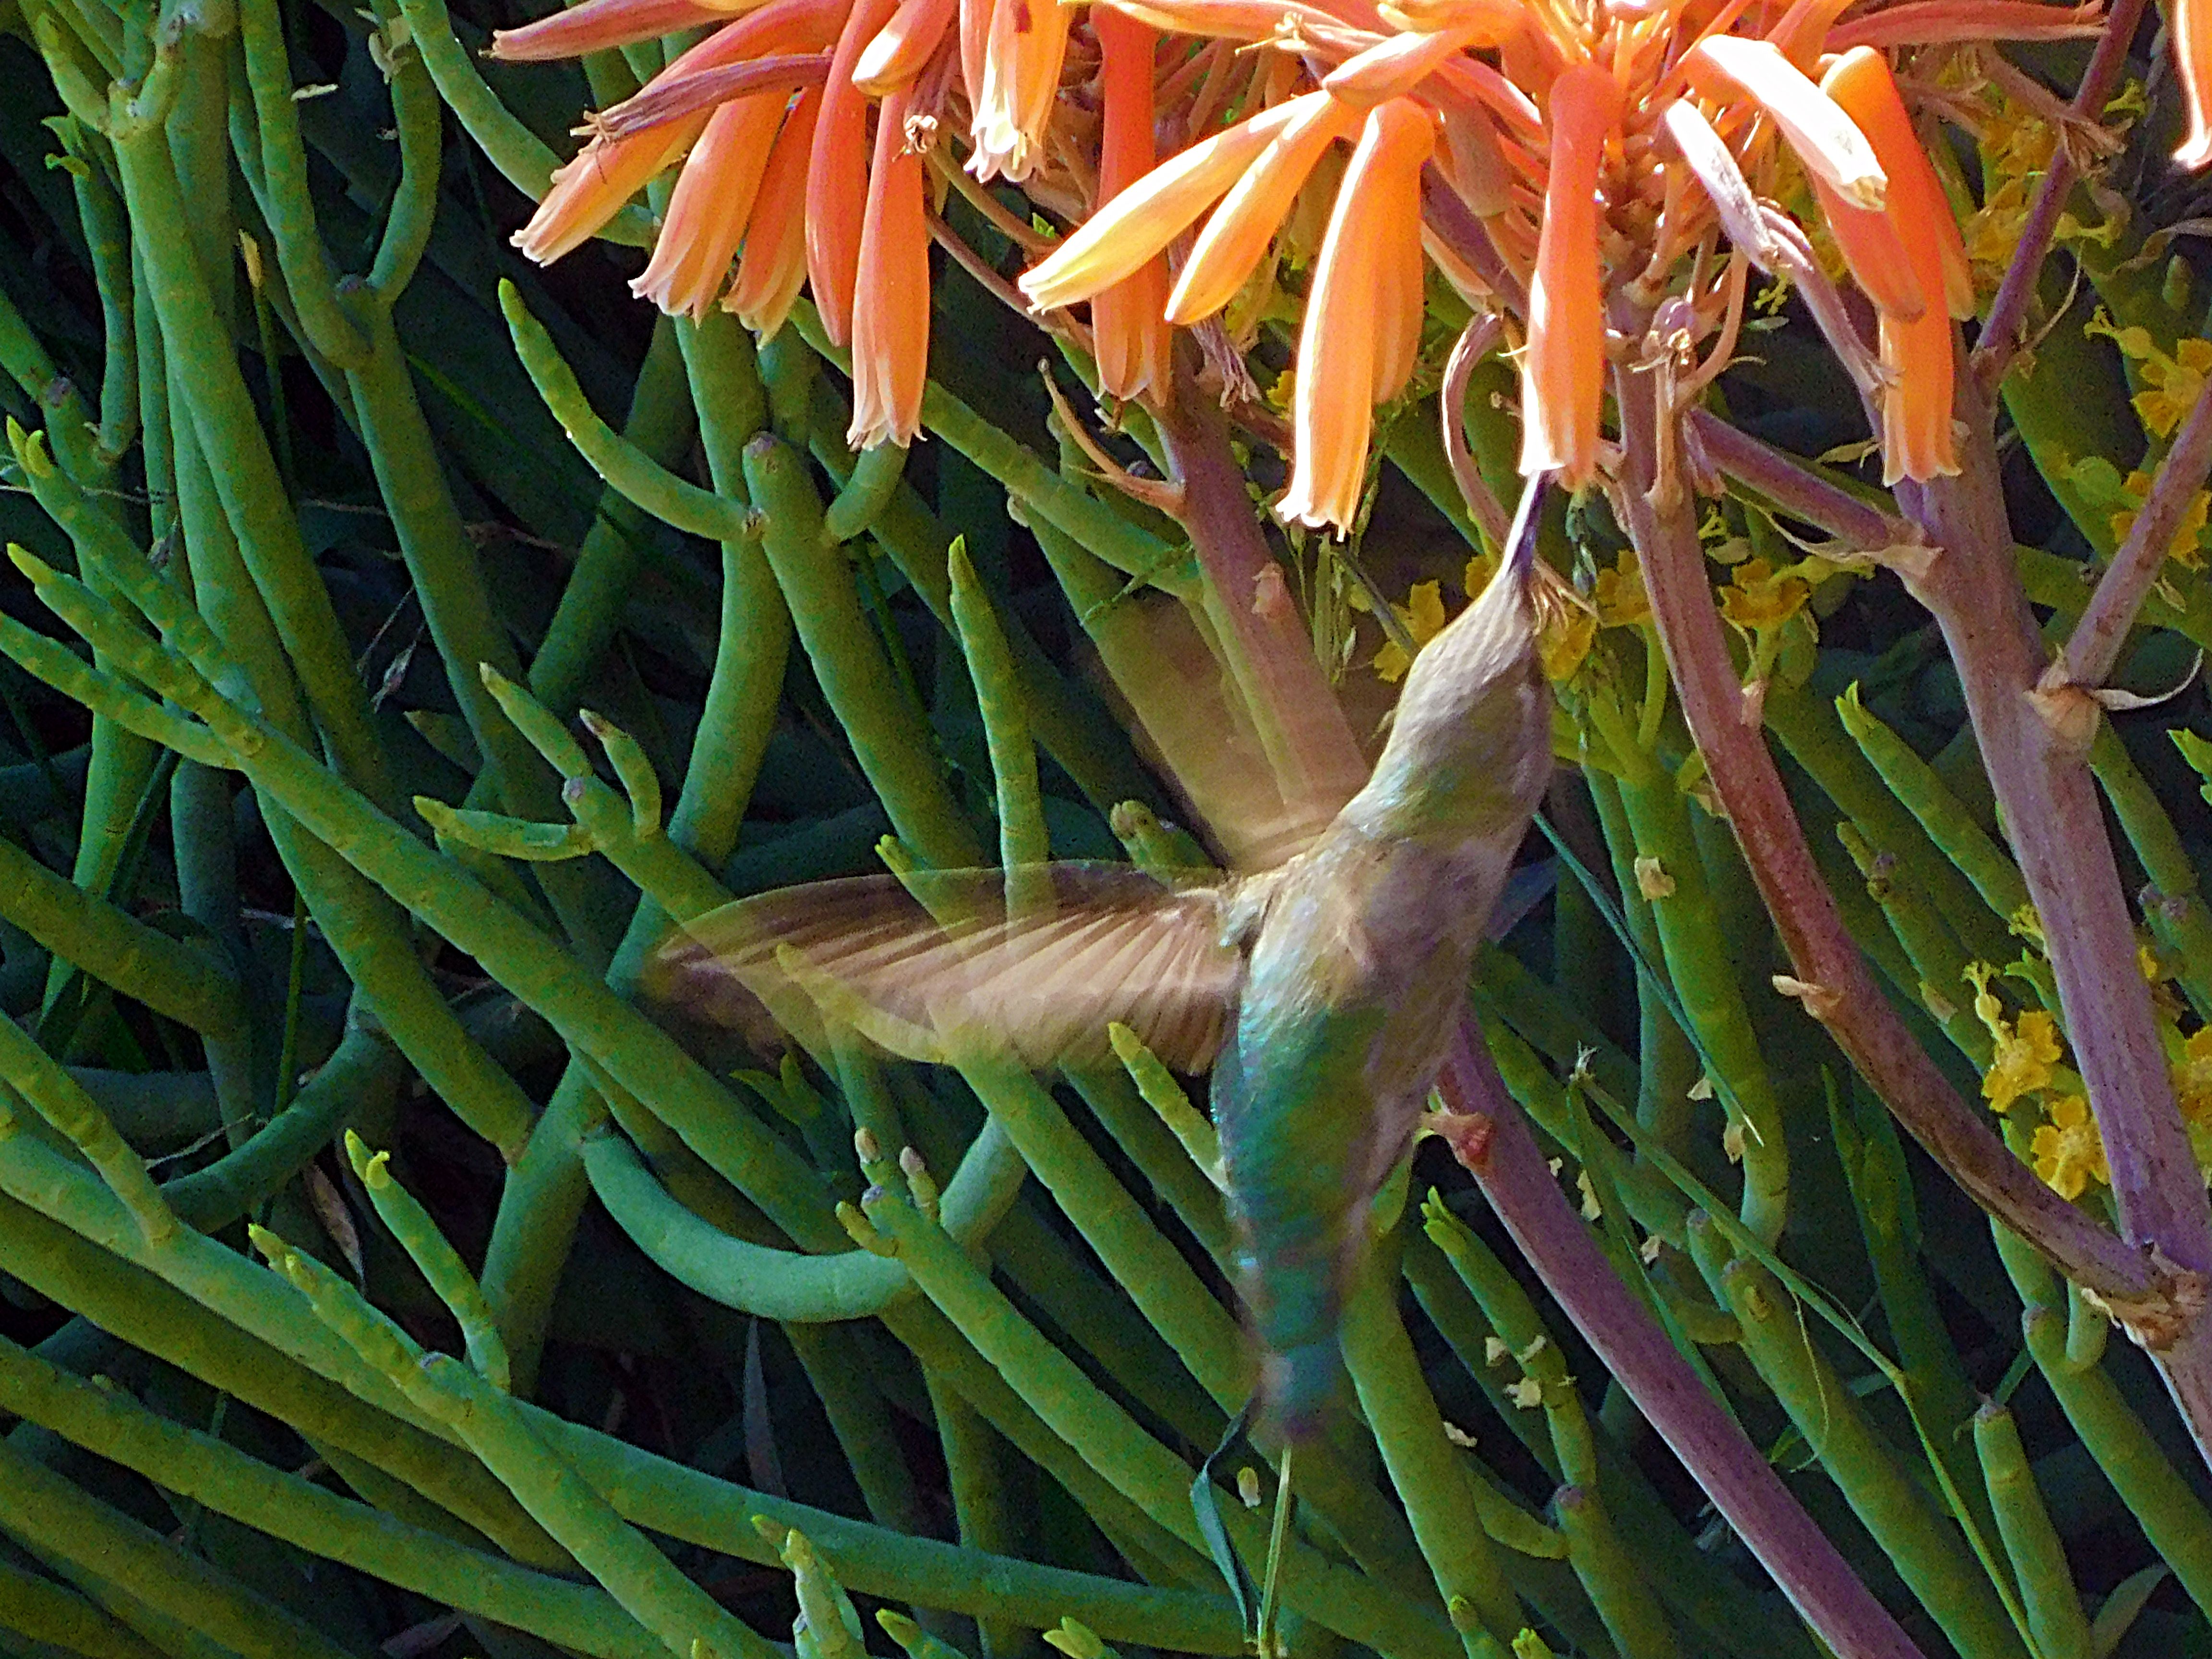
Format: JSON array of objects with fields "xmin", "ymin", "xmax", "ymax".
[{"xmin": 1502, "ymin": 469, "xmax": 1552, "ymax": 587}]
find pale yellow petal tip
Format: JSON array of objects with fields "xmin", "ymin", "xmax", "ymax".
[{"xmin": 2178, "ymin": 128, "xmax": 2212, "ymax": 171}]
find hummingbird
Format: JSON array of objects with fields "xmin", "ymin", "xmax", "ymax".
[{"xmin": 656, "ymin": 477, "xmax": 1557, "ymax": 1438}]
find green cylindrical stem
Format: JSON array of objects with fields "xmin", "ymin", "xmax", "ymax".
[
  {"xmin": 0, "ymin": 832, "xmax": 241, "ymax": 1039},
  {"xmin": 862, "ymin": 1184, "xmax": 1459, "ymax": 1659},
  {"xmin": 1834, "ymin": 685, "xmax": 2029, "ymax": 929},
  {"xmin": 1710, "ymin": 1250, "xmax": 2026, "ymax": 1659},
  {"xmin": 0, "ymin": 1334, "xmax": 660, "ymax": 1659},
  {"xmin": 1338, "ymin": 1249, "xmax": 1524, "ymax": 1649},
  {"xmin": 1972, "ymin": 1402, "xmax": 2091, "ymax": 1659},
  {"xmin": 0, "ymin": 1437, "xmax": 358, "ymax": 1659},
  {"xmin": 1552, "ymin": 1486, "xmax": 1680, "ymax": 1659},
  {"xmin": 0, "ymin": 1552, "xmax": 167, "ymax": 1659},
  {"xmin": 744, "ymin": 433, "xmax": 980, "ymax": 870},
  {"xmin": 2021, "ymin": 1305, "xmax": 2212, "ymax": 1617},
  {"xmin": 949, "ymin": 538, "xmax": 1050, "ymax": 882}
]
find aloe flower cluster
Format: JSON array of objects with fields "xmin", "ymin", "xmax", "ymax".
[{"xmin": 498, "ymin": 0, "xmax": 2128, "ymax": 513}]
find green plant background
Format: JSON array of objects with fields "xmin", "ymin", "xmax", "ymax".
[{"xmin": 1, "ymin": 4, "xmax": 2212, "ymax": 1658}]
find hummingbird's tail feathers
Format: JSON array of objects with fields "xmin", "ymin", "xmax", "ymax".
[
  {"xmin": 1260, "ymin": 1341, "xmax": 1345, "ymax": 1443},
  {"xmin": 649, "ymin": 863, "xmax": 1247, "ymax": 1074}
]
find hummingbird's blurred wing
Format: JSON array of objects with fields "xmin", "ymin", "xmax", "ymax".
[{"xmin": 650, "ymin": 863, "xmax": 1248, "ymax": 1072}]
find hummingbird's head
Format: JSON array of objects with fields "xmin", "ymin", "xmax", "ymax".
[{"xmin": 1344, "ymin": 543, "xmax": 1553, "ymax": 846}]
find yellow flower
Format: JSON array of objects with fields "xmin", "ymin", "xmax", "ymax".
[
  {"xmin": 1539, "ymin": 603, "xmax": 1596, "ymax": 684},
  {"xmin": 2085, "ymin": 310, "xmax": 2212, "ymax": 439},
  {"xmin": 1372, "ymin": 579, "xmax": 1448, "ymax": 682},
  {"xmin": 1967, "ymin": 962, "xmax": 2063, "ymax": 1113},
  {"xmin": 2176, "ymin": 1028, "xmax": 2212, "ymax": 1128},
  {"xmin": 1718, "ymin": 558, "xmax": 1814, "ymax": 633},
  {"xmin": 2108, "ymin": 470, "xmax": 2210, "ymax": 572},
  {"xmin": 1592, "ymin": 550, "xmax": 1649, "ymax": 628},
  {"xmin": 2031, "ymin": 1095, "xmax": 2109, "ymax": 1201}
]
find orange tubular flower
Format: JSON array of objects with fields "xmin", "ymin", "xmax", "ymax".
[
  {"xmin": 727, "ymin": 86, "xmax": 823, "ymax": 338},
  {"xmin": 848, "ymin": 89, "xmax": 933, "ymax": 448},
  {"xmin": 1685, "ymin": 36, "xmax": 1886, "ymax": 209},
  {"xmin": 1019, "ymin": 94, "xmax": 1320, "ymax": 312},
  {"xmin": 1820, "ymin": 47, "xmax": 1962, "ymax": 481},
  {"xmin": 509, "ymin": 0, "xmax": 844, "ymax": 286},
  {"xmin": 1166, "ymin": 92, "xmax": 1361, "ymax": 324},
  {"xmin": 809, "ymin": 0, "xmax": 901, "ymax": 346},
  {"xmin": 516, "ymin": 117, "xmax": 706, "ymax": 264},
  {"xmin": 851, "ymin": 0, "xmax": 957, "ymax": 93},
  {"xmin": 1278, "ymin": 99, "xmax": 1437, "ymax": 531},
  {"xmin": 491, "ymin": 0, "xmax": 732, "ymax": 60},
  {"xmin": 1519, "ymin": 64, "xmax": 1619, "ymax": 486},
  {"xmin": 631, "ymin": 94, "xmax": 787, "ymax": 319},
  {"xmin": 1090, "ymin": 11, "xmax": 1177, "ymax": 403},
  {"xmin": 971, "ymin": 0, "xmax": 1080, "ymax": 181}
]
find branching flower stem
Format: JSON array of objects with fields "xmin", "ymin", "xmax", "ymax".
[
  {"xmin": 1972, "ymin": 0, "xmax": 2152, "ymax": 385},
  {"xmin": 1894, "ymin": 370, "xmax": 2212, "ymax": 1470},
  {"xmin": 1612, "ymin": 337, "xmax": 2175, "ymax": 1316},
  {"xmin": 2053, "ymin": 374, "xmax": 2212, "ymax": 691}
]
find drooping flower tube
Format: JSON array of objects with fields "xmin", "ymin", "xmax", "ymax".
[
  {"xmin": 848, "ymin": 88, "xmax": 934, "ymax": 447},
  {"xmin": 1820, "ymin": 47, "xmax": 1969, "ymax": 481},
  {"xmin": 1517, "ymin": 64, "xmax": 1619, "ymax": 487},
  {"xmin": 1089, "ymin": 10, "xmax": 1177, "ymax": 403},
  {"xmin": 1278, "ymin": 99, "xmax": 1438, "ymax": 529}
]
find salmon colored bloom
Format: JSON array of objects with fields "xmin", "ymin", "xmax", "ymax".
[
  {"xmin": 808, "ymin": 0, "xmax": 900, "ymax": 347},
  {"xmin": 969, "ymin": 0, "xmax": 1078, "ymax": 180},
  {"xmin": 508, "ymin": 0, "xmax": 843, "ymax": 283},
  {"xmin": 1166, "ymin": 93, "xmax": 1360, "ymax": 324},
  {"xmin": 848, "ymin": 89, "xmax": 933, "ymax": 447},
  {"xmin": 631, "ymin": 94, "xmax": 787, "ymax": 318},
  {"xmin": 1278, "ymin": 99, "xmax": 1436, "ymax": 530},
  {"xmin": 1019, "ymin": 94, "xmax": 1321, "ymax": 312},
  {"xmin": 727, "ymin": 87, "xmax": 823, "ymax": 338},
  {"xmin": 515, "ymin": 118, "xmax": 707, "ymax": 266},
  {"xmin": 1518, "ymin": 65, "xmax": 1618, "ymax": 486},
  {"xmin": 1685, "ymin": 37, "xmax": 1887, "ymax": 211},
  {"xmin": 1821, "ymin": 47, "xmax": 1966, "ymax": 481},
  {"xmin": 1089, "ymin": 10, "xmax": 1175, "ymax": 403}
]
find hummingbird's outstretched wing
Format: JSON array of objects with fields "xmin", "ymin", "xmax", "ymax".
[{"xmin": 649, "ymin": 863, "xmax": 1250, "ymax": 1072}]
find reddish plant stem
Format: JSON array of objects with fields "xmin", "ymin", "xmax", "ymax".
[
  {"xmin": 1972, "ymin": 0, "xmax": 2151, "ymax": 386},
  {"xmin": 2056, "ymin": 374, "xmax": 2212, "ymax": 690},
  {"xmin": 1893, "ymin": 368, "xmax": 2212, "ymax": 1464},
  {"xmin": 1684, "ymin": 412, "xmax": 1914, "ymax": 550},
  {"xmin": 1152, "ymin": 359, "xmax": 1371, "ymax": 821},
  {"xmin": 1433, "ymin": 1022, "xmax": 1930, "ymax": 1659},
  {"xmin": 1419, "ymin": 169, "xmax": 1528, "ymax": 315},
  {"xmin": 1612, "ymin": 348, "xmax": 2167, "ymax": 1307}
]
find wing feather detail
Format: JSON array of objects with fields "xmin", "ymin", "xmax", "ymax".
[{"xmin": 650, "ymin": 864, "xmax": 1244, "ymax": 1072}]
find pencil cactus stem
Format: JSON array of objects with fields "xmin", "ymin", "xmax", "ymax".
[
  {"xmin": 1337, "ymin": 1250, "xmax": 1524, "ymax": 1650},
  {"xmin": 1972, "ymin": 1402, "xmax": 2092, "ymax": 1659},
  {"xmin": 1834, "ymin": 684, "xmax": 2030, "ymax": 925},
  {"xmin": 346, "ymin": 1131, "xmax": 514, "ymax": 1390},
  {"xmin": 822, "ymin": 441, "xmax": 908, "ymax": 544},
  {"xmin": 0, "ymin": 1013, "xmax": 174, "ymax": 1243},
  {"xmin": 503, "ymin": 282, "xmax": 757, "ymax": 541},
  {"xmin": 581, "ymin": 709, "xmax": 665, "ymax": 837},
  {"xmin": 947, "ymin": 537, "xmax": 1050, "ymax": 884},
  {"xmin": 234, "ymin": 0, "xmax": 370, "ymax": 365},
  {"xmin": 482, "ymin": 662, "xmax": 593, "ymax": 779},
  {"xmin": 745, "ymin": 431, "xmax": 981, "ymax": 869}
]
